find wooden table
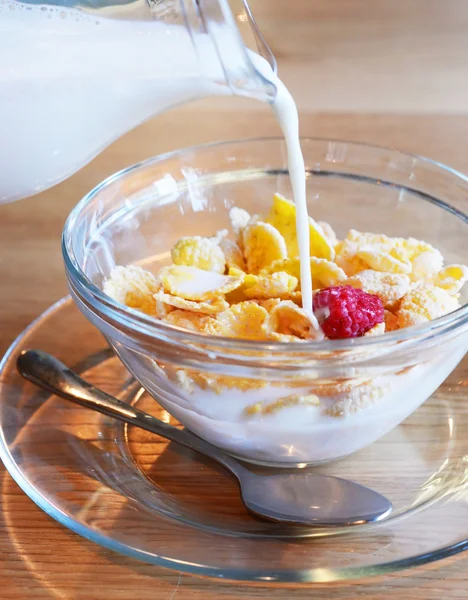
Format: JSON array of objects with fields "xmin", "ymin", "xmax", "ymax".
[{"xmin": 1, "ymin": 1, "xmax": 468, "ymax": 597}]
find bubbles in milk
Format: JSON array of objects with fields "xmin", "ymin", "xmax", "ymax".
[{"xmin": 0, "ymin": 0, "xmax": 97, "ymax": 21}]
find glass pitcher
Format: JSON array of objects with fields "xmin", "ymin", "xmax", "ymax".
[{"xmin": 0, "ymin": 0, "xmax": 277, "ymax": 204}]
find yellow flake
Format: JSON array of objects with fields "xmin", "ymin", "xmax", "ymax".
[
  {"xmin": 384, "ymin": 310, "xmax": 400, "ymax": 332},
  {"xmin": 364, "ymin": 322, "xmax": 386, "ymax": 336},
  {"xmin": 335, "ymin": 230, "xmax": 405, "ymax": 276},
  {"xmin": 242, "ymin": 220, "xmax": 288, "ymax": 274},
  {"xmin": 266, "ymin": 193, "xmax": 334, "ymax": 260},
  {"xmin": 261, "ymin": 256, "xmax": 346, "ymax": 289},
  {"xmin": 196, "ymin": 373, "xmax": 268, "ymax": 393},
  {"xmin": 175, "ymin": 368, "xmax": 268, "ymax": 395},
  {"xmin": 434, "ymin": 264, "xmax": 468, "ymax": 295},
  {"xmin": 159, "ymin": 265, "xmax": 242, "ymax": 301},
  {"xmin": 171, "ymin": 236, "xmax": 226, "ymax": 273},
  {"xmin": 267, "ymin": 300, "xmax": 314, "ymax": 339},
  {"xmin": 335, "ymin": 243, "xmax": 369, "ymax": 276},
  {"xmin": 307, "ymin": 378, "xmax": 369, "ymax": 398},
  {"xmin": 103, "ymin": 265, "xmax": 159, "ymax": 315},
  {"xmin": 336, "ymin": 229, "xmax": 444, "ymax": 279},
  {"xmin": 219, "ymin": 238, "xmax": 245, "ymax": 271},
  {"xmin": 261, "ymin": 258, "xmax": 301, "ymax": 279},
  {"xmin": 404, "ymin": 238, "xmax": 444, "ymax": 281},
  {"xmin": 357, "ymin": 243, "xmax": 412, "ymax": 275},
  {"xmin": 318, "ymin": 221, "xmax": 339, "ymax": 247},
  {"xmin": 224, "ymin": 269, "xmax": 259, "ymax": 303},
  {"xmin": 154, "ymin": 290, "xmax": 229, "ymax": 315},
  {"xmin": 175, "ymin": 370, "xmax": 196, "ymax": 393},
  {"xmin": 310, "ymin": 257, "xmax": 347, "ymax": 288},
  {"xmin": 345, "ymin": 270, "xmax": 410, "ymax": 309},
  {"xmin": 228, "ymin": 267, "xmax": 246, "ymax": 278},
  {"xmin": 163, "ymin": 309, "xmax": 216, "ymax": 332},
  {"xmin": 286, "ymin": 291, "xmax": 303, "ymax": 306},
  {"xmin": 154, "ymin": 292, "xmax": 175, "ymax": 318},
  {"xmin": 397, "ymin": 284, "xmax": 460, "ymax": 328},
  {"xmin": 326, "ymin": 384, "xmax": 387, "ymax": 417},
  {"xmin": 244, "ymin": 394, "xmax": 320, "ymax": 418},
  {"xmin": 203, "ymin": 301, "xmax": 269, "ymax": 340},
  {"xmin": 244, "ymin": 271, "xmax": 298, "ymax": 299},
  {"xmin": 261, "ymin": 298, "xmax": 282, "ymax": 312},
  {"xmin": 229, "ymin": 207, "xmax": 251, "ymax": 236},
  {"xmin": 244, "ymin": 402, "xmax": 262, "ymax": 416}
]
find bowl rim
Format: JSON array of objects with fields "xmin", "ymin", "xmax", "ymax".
[{"xmin": 62, "ymin": 136, "xmax": 468, "ymax": 355}]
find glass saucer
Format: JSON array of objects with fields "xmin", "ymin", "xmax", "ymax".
[{"xmin": 1, "ymin": 297, "xmax": 468, "ymax": 585}]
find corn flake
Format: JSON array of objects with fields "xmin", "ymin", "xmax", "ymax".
[
  {"xmin": 159, "ymin": 265, "xmax": 242, "ymax": 301},
  {"xmin": 404, "ymin": 238, "xmax": 444, "ymax": 281},
  {"xmin": 155, "ymin": 290, "xmax": 229, "ymax": 315},
  {"xmin": 384, "ymin": 310, "xmax": 400, "ymax": 332},
  {"xmin": 434, "ymin": 264, "xmax": 468, "ymax": 295},
  {"xmin": 357, "ymin": 243, "xmax": 412, "ymax": 275},
  {"xmin": 310, "ymin": 257, "xmax": 347, "ymax": 289},
  {"xmin": 163, "ymin": 309, "xmax": 216, "ymax": 332},
  {"xmin": 244, "ymin": 271, "xmax": 298, "ymax": 299},
  {"xmin": 326, "ymin": 383, "xmax": 388, "ymax": 417},
  {"xmin": 243, "ymin": 220, "xmax": 288, "ymax": 274},
  {"xmin": 154, "ymin": 291, "xmax": 175, "ymax": 318},
  {"xmin": 318, "ymin": 221, "xmax": 339, "ymax": 247},
  {"xmin": 261, "ymin": 256, "xmax": 346, "ymax": 289},
  {"xmin": 267, "ymin": 300, "xmax": 314, "ymax": 339},
  {"xmin": 336, "ymin": 231, "xmax": 403, "ymax": 275},
  {"xmin": 244, "ymin": 394, "xmax": 320, "ymax": 418},
  {"xmin": 171, "ymin": 236, "xmax": 226, "ymax": 273},
  {"xmin": 266, "ymin": 193, "xmax": 334, "ymax": 260},
  {"xmin": 397, "ymin": 284, "xmax": 460, "ymax": 329},
  {"xmin": 337, "ymin": 230, "xmax": 444, "ymax": 280},
  {"xmin": 203, "ymin": 301, "xmax": 269, "ymax": 340},
  {"xmin": 219, "ymin": 238, "xmax": 245, "ymax": 271},
  {"xmin": 229, "ymin": 207, "xmax": 251, "ymax": 236},
  {"xmin": 196, "ymin": 372, "xmax": 268, "ymax": 393},
  {"xmin": 103, "ymin": 265, "xmax": 159, "ymax": 315},
  {"xmin": 261, "ymin": 298, "xmax": 282, "ymax": 312},
  {"xmin": 364, "ymin": 322, "xmax": 386, "ymax": 336},
  {"xmin": 223, "ymin": 269, "xmax": 259, "ymax": 303},
  {"xmin": 345, "ymin": 270, "xmax": 410, "ymax": 309}
]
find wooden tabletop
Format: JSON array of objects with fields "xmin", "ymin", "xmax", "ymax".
[{"xmin": 2, "ymin": 1, "xmax": 468, "ymax": 597}]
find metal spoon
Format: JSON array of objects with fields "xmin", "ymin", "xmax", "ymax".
[{"xmin": 17, "ymin": 349, "xmax": 392, "ymax": 527}]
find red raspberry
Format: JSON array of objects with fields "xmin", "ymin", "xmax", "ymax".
[{"xmin": 313, "ymin": 285, "xmax": 384, "ymax": 339}]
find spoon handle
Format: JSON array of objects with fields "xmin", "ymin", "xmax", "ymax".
[{"xmin": 17, "ymin": 349, "xmax": 247, "ymax": 477}]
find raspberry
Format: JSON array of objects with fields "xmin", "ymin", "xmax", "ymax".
[{"xmin": 313, "ymin": 285, "xmax": 384, "ymax": 339}]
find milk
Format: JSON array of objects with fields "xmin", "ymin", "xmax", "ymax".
[
  {"xmin": 272, "ymin": 88, "xmax": 315, "ymax": 320},
  {"xmin": 0, "ymin": 1, "xmax": 228, "ymax": 203},
  {"xmin": 249, "ymin": 53, "xmax": 317, "ymax": 323}
]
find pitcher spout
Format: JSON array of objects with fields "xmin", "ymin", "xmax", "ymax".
[{"xmin": 192, "ymin": 0, "xmax": 278, "ymax": 102}]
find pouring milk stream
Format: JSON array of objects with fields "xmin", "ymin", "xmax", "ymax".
[{"xmin": 0, "ymin": 0, "xmax": 318, "ymax": 327}]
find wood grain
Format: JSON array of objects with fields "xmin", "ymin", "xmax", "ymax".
[{"xmin": 1, "ymin": 0, "xmax": 468, "ymax": 597}]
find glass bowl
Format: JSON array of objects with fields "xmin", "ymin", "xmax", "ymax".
[{"xmin": 63, "ymin": 138, "xmax": 468, "ymax": 467}]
